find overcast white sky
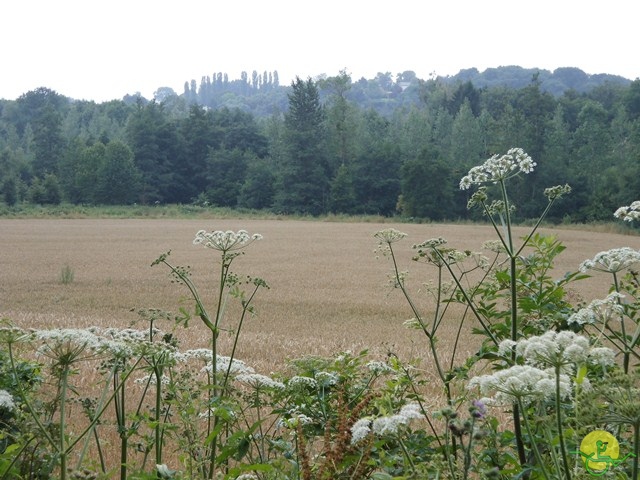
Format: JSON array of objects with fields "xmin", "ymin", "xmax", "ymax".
[{"xmin": 2, "ymin": 0, "xmax": 638, "ymax": 102}]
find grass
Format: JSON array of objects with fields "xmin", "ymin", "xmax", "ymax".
[
  {"xmin": 2, "ymin": 217, "xmax": 639, "ymax": 376},
  {"xmin": 59, "ymin": 264, "xmax": 75, "ymax": 284}
]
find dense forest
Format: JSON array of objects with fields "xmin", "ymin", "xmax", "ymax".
[{"xmin": 1, "ymin": 66, "xmax": 639, "ymax": 222}]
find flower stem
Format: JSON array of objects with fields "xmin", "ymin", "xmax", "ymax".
[
  {"xmin": 632, "ymin": 422, "xmax": 639, "ymax": 480},
  {"xmin": 59, "ymin": 366, "xmax": 69, "ymax": 480},
  {"xmin": 518, "ymin": 398, "xmax": 551, "ymax": 480},
  {"xmin": 555, "ymin": 365, "xmax": 572, "ymax": 480}
]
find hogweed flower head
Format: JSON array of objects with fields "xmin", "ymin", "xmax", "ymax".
[
  {"xmin": 366, "ymin": 360, "xmax": 393, "ymax": 374},
  {"xmin": 351, "ymin": 418, "xmax": 372, "ymax": 444},
  {"xmin": 201, "ymin": 355, "xmax": 255, "ymax": 375},
  {"xmin": 0, "ymin": 389, "xmax": 15, "ymax": 412},
  {"xmin": 193, "ymin": 229, "xmax": 262, "ymax": 252},
  {"xmin": 578, "ymin": 247, "xmax": 640, "ymax": 273},
  {"xmin": 544, "ymin": 184, "xmax": 572, "ymax": 201},
  {"xmin": 614, "ymin": 200, "xmax": 640, "ymax": 222},
  {"xmin": 236, "ymin": 373, "xmax": 285, "ymax": 390},
  {"xmin": 515, "ymin": 330, "xmax": 590, "ymax": 367},
  {"xmin": 567, "ymin": 292, "xmax": 625, "ymax": 326},
  {"xmin": 286, "ymin": 375, "xmax": 318, "ymax": 390},
  {"xmin": 351, "ymin": 402, "xmax": 423, "ymax": 444},
  {"xmin": 500, "ymin": 330, "xmax": 616, "ymax": 370},
  {"xmin": 468, "ymin": 365, "xmax": 572, "ymax": 405},
  {"xmin": 460, "ymin": 148, "xmax": 536, "ymax": 190},
  {"xmin": 374, "ymin": 228, "xmax": 407, "ymax": 244},
  {"xmin": 374, "ymin": 228, "xmax": 407, "ymax": 258},
  {"xmin": 277, "ymin": 413, "xmax": 314, "ymax": 429}
]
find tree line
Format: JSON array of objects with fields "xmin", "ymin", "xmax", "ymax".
[{"xmin": 1, "ymin": 69, "xmax": 640, "ymax": 222}]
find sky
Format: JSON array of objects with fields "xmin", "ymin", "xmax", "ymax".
[{"xmin": 2, "ymin": 0, "xmax": 638, "ymax": 103}]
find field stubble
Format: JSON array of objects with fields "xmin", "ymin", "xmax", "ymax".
[{"xmin": 1, "ymin": 218, "xmax": 639, "ymax": 377}]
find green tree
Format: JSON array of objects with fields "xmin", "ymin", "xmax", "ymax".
[
  {"xmin": 572, "ymin": 100, "xmax": 623, "ymax": 221},
  {"xmin": 514, "ymin": 75, "xmax": 555, "ymax": 160},
  {"xmin": 126, "ymin": 100, "xmax": 179, "ymax": 203},
  {"xmin": 176, "ymin": 105, "xmax": 218, "ymax": 201},
  {"xmin": 204, "ymin": 147, "xmax": 249, "ymax": 207},
  {"xmin": 59, "ymin": 140, "xmax": 106, "ymax": 204},
  {"xmin": 95, "ymin": 141, "xmax": 140, "ymax": 204},
  {"xmin": 32, "ymin": 103, "xmax": 66, "ymax": 176},
  {"xmin": 450, "ymin": 100, "xmax": 484, "ymax": 166},
  {"xmin": 624, "ymin": 79, "xmax": 640, "ymax": 121},
  {"xmin": 319, "ymin": 70, "xmax": 360, "ymax": 173},
  {"xmin": 2, "ymin": 177, "xmax": 18, "ymax": 206},
  {"xmin": 399, "ymin": 149, "xmax": 455, "ymax": 220},
  {"xmin": 329, "ymin": 163, "xmax": 356, "ymax": 213},
  {"xmin": 238, "ymin": 158, "xmax": 276, "ymax": 210},
  {"xmin": 352, "ymin": 110, "xmax": 401, "ymax": 216},
  {"xmin": 275, "ymin": 77, "xmax": 328, "ymax": 215},
  {"xmin": 30, "ymin": 173, "xmax": 61, "ymax": 204}
]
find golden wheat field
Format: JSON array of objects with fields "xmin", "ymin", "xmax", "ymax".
[{"xmin": 1, "ymin": 218, "xmax": 639, "ymax": 376}]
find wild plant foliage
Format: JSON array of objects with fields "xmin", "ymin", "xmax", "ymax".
[{"xmin": 1, "ymin": 149, "xmax": 640, "ymax": 479}]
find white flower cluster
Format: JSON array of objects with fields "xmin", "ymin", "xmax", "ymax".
[
  {"xmin": 287, "ymin": 375, "xmax": 318, "ymax": 389},
  {"xmin": 366, "ymin": 361, "xmax": 393, "ymax": 374},
  {"xmin": 193, "ymin": 229, "xmax": 262, "ymax": 252},
  {"xmin": 459, "ymin": 148, "xmax": 536, "ymax": 190},
  {"xmin": 155, "ymin": 464, "xmax": 176, "ymax": 479},
  {"xmin": 614, "ymin": 201, "xmax": 640, "ymax": 222},
  {"xmin": 0, "ymin": 389, "xmax": 15, "ymax": 411},
  {"xmin": 201, "ymin": 355, "xmax": 255, "ymax": 375},
  {"xmin": 515, "ymin": 331, "xmax": 616, "ymax": 368},
  {"xmin": 482, "ymin": 240, "xmax": 505, "ymax": 253},
  {"xmin": 174, "ymin": 348, "xmax": 214, "ymax": 363},
  {"xmin": 567, "ymin": 292, "xmax": 625, "ymax": 326},
  {"xmin": 413, "ymin": 237, "xmax": 447, "ymax": 249},
  {"xmin": 235, "ymin": 373, "xmax": 285, "ymax": 390},
  {"xmin": 30, "ymin": 328, "xmax": 108, "ymax": 352},
  {"xmin": 314, "ymin": 371, "xmax": 339, "ymax": 387},
  {"xmin": 579, "ymin": 247, "xmax": 640, "ymax": 273},
  {"xmin": 374, "ymin": 228, "xmax": 407, "ymax": 244},
  {"xmin": 236, "ymin": 474, "xmax": 259, "ymax": 480},
  {"xmin": 29, "ymin": 327, "xmax": 183, "ymax": 364},
  {"xmin": 277, "ymin": 413, "xmax": 314, "ymax": 429},
  {"xmin": 97, "ymin": 327, "xmax": 161, "ymax": 358},
  {"xmin": 468, "ymin": 365, "xmax": 571, "ymax": 405},
  {"xmin": 135, "ymin": 374, "xmax": 171, "ymax": 385},
  {"xmin": 351, "ymin": 402, "xmax": 423, "ymax": 445}
]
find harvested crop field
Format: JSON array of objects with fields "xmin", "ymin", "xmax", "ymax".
[{"xmin": 1, "ymin": 218, "xmax": 639, "ymax": 374}]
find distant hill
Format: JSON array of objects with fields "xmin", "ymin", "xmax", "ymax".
[
  {"xmin": 440, "ymin": 66, "xmax": 632, "ymax": 95},
  {"xmin": 168, "ymin": 65, "xmax": 634, "ymax": 118}
]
